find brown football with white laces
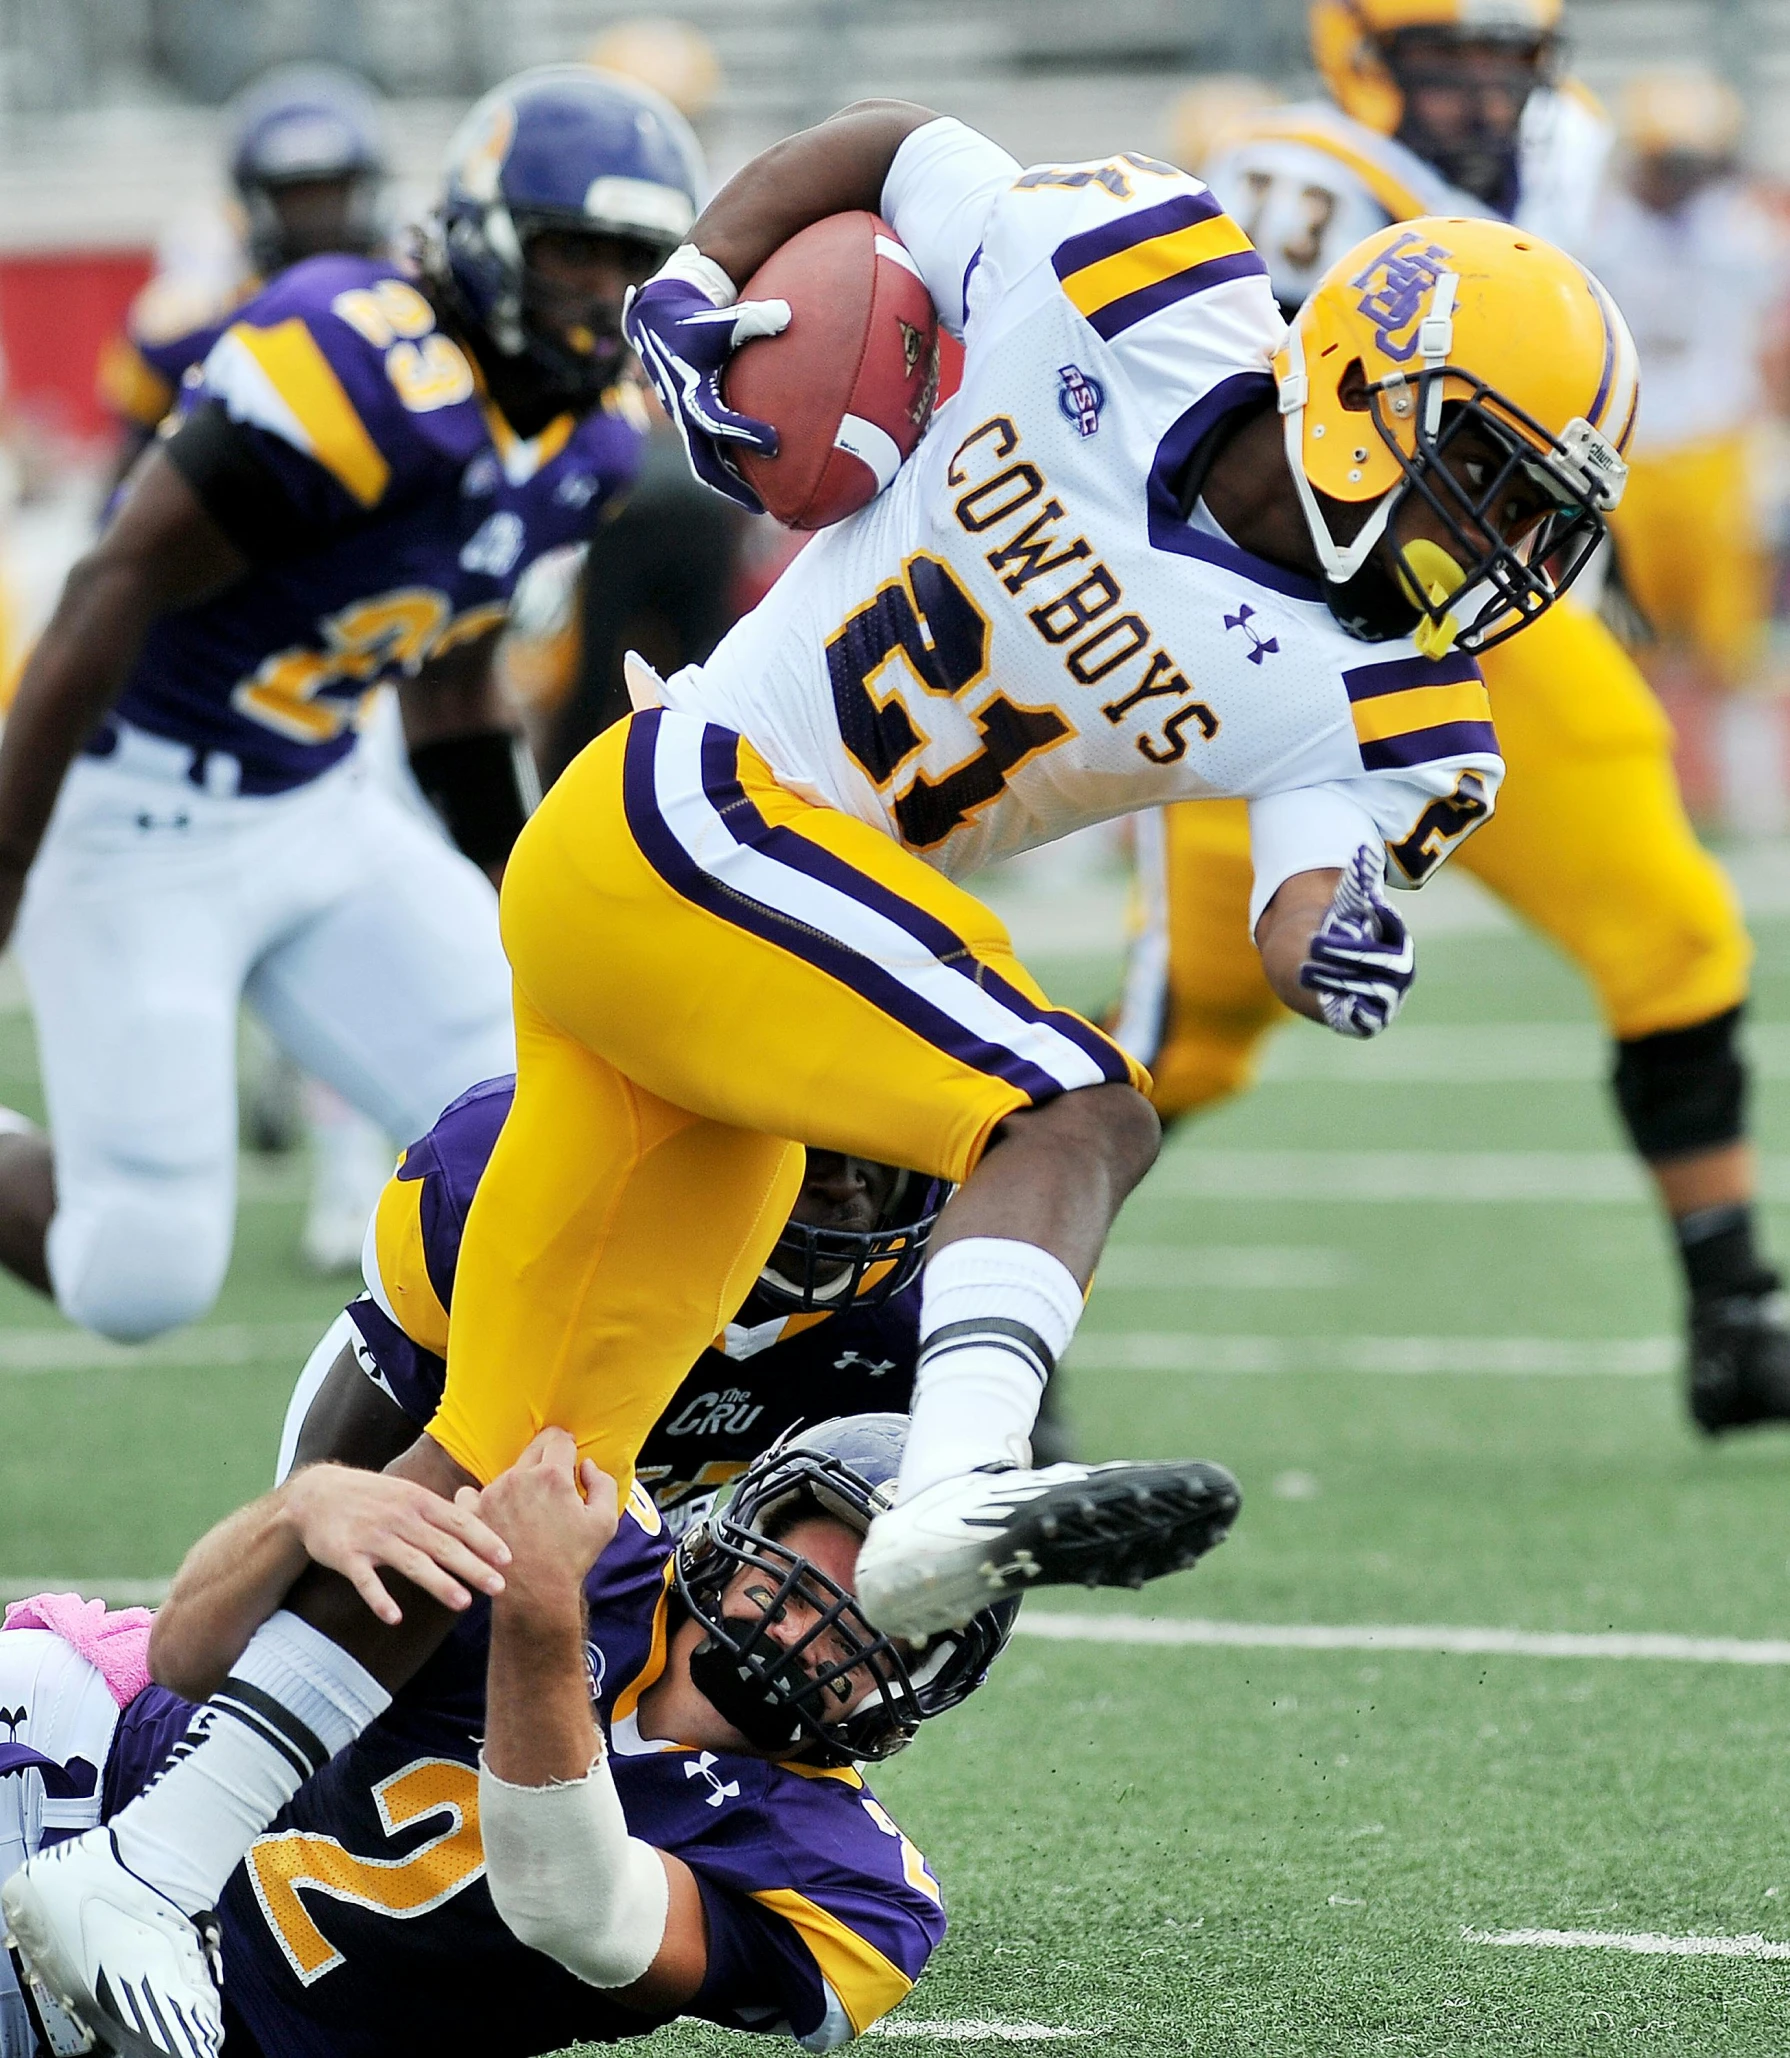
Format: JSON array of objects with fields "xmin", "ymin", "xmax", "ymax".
[{"xmin": 723, "ymin": 210, "xmax": 941, "ymax": 531}]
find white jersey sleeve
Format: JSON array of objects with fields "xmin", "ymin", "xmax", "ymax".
[
  {"xmin": 881, "ymin": 118, "xmax": 1022, "ymax": 340},
  {"xmin": 1247, "ymin": 756, "xmax": 1494, "ymax": 930}
]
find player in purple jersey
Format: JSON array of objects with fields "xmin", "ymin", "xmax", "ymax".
[
  {"xmin": 0, "ymin": 66, "xmax": 704, "ymax": 1346},
  {"xmin": 273, "ymin": 1074, "xmax": 940, "ymax": 1531},
  {"xmin": 0, "ymin": 1418, "xmax": 1010, "ymax": 2056},
  {"xmin": 97, "ymin": 64, "xmax": 392, "ymax": 483}
]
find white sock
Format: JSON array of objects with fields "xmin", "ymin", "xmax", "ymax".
[
  {"xmin": 111, "ymin": 1611, "xmax": 390, "ymax": 1915},
  {"xmin": 900, "ymin": 1237, "xmax": 1085, "ymax": 1499}
]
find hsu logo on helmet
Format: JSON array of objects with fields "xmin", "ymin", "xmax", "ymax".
[
  {"xmin": 1057, "ymin": 364, "xmax": 1104, "ymax": 436},
  {"xmin": 1351, "ymin": 232, "xmax": 1453, "ymax": 364}
]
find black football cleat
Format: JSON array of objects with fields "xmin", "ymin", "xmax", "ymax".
[{"xmin": 1687, "ymin": 1289, "xmax": 1790, "ymax": 1434}]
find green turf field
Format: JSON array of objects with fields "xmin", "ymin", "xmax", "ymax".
[{"xmin": 5, "ymin": 872, "xmax": 1790, "ymax": 2053}]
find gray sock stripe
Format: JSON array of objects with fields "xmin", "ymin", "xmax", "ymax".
[
  {"xmin": 918, "ymin": 1315, "xmax": 1055, "ymax": 1383},
  {"xmin": 215, "ymin": 1678, "xmax": 328, "ymax": 1781}
]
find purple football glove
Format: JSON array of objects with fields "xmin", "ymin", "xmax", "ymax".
[
  {"xmin": 1298, "ymin": 844, "xmax": 1415, "ymax": 1040},
  {"xmin": 622, "ymin": 258, "xmax": 791, "ymax": 514}
]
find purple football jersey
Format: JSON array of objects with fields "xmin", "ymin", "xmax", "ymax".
[
  {"xmin": 98, "ymin": 1503, "xmax": 943, "ymax": 2056},
  {"xmin": 106, "ymin": 255, "xmax": 642, "ymax": 795}
]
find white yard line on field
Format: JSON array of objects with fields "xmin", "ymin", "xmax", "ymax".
[
  {"xmin": 1142, "ymin": 1149, "xmax": 1790, "ymax": 1204},
  {"xmin": 1259, "ymin": 1022, "xmax": 1790, "ymax": 1084},
  {"xmin": 1464, "ymin": 1927, "xmax": 1790, "ymax": 1961},
  {"xmin": 0, "ymin": 1319, "xmax": 324, "ymax": 1375},
  {"xmin": 866, "ymin": 2024, "xmax": 1091, "ymax": 2042},
  {"xmin": 1068, "ymin": 1334, "xmax": 1674, "ymax": 1376},
  {"xmin": 1014, "ymin": 1613, "xmax": 1790, "ymax": 1665}
]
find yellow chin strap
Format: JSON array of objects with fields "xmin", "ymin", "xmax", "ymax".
[{"xmin": 1397, "ymin": 539, "xmax": 1466, "ymax": 658}]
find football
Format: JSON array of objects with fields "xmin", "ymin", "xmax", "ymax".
[{"xmin": 723, "ymin": 210, "xmax": 941, "ymax": 531}]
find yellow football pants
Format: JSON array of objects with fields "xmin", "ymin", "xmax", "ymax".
[
  {"xmin": 1123, "ymin": 603, "xmax": 1752, "ymax": 1119},
  {"xmin": 432, "ymin": 709, "xmax": 1143, "ymax": 1487},
  {"xmin": 1609, "ymin": 433, "xmax": 1769, "ymax": 689}
]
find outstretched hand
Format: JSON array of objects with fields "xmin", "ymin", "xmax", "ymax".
[
  {"xmin": 282, "ymin": 1462, "xmax": 512, "ymax": 1626},
  {"xmin": 1297, "ymin": 844, "xmax": 1416, "ymax": 1040},
  {"xmin": 463, "ymin": 1429, "xmax": 620, "ymax": 1625}
]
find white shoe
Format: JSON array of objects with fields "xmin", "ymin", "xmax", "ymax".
[
  {"xmin": 2, "ymin": 1828, "xmax": 222, "ymax": 2057},
  {"xmin": 856, "ymin": 1458, "xmax": 1243, "ymax": 1641}
]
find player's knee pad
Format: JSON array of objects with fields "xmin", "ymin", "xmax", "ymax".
[
  {"xmin": 1613, "ymin": 1005, "xmax": 1747, "ymax": 1163},
  {"xmin": 46, "ymin": 1182, "xmax": 232, "ymax": 1342}
]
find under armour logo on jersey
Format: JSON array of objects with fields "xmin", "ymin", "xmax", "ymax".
[
  {"xmin": 684, "ymin": 1751, "xmax": 741, "ymax": 1809},
  {"xmin": 0, "ymin": 1705, "xmax": 23, "ymax": 1740},
  {"xmin": 460, "ymin": 510, "xmax": 526, "ymax": 578},
  {"xmin": 1224, "ymin": 603, "xmax": 1280, "ymax": 664},
  {"xmin": 1057, "ymin": 363, "xmax": 1104, "ymax": 437},
  {"xmin": 555, "ymin": 472, "xmax": 600, "ymax": 508},
  {"xmin": 461, "ymin": 453, "xmax": 500, "ymax": 498},
  {"xmin": 836, "ymin": 1350, "xmax": 896, "ymax": 1378},
  {"xmin": 1350, "ymin": 231, "xmax": 1453, "ymax": 364}
]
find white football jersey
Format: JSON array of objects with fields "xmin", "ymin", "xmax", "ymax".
[
  {"xmin": 1205, "ymin": 87, "xmax": 1613, "ymax": 314},
  {"xmin": 662, "ymin": 119, "xmax": 1502, "ymax": 926},
  {"xmin": 1581, "ymin": 178, "xmax": 1790, "ymax": 452}
]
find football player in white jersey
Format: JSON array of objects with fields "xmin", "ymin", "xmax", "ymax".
[
  {"xmin": 1586, "ymin": 68, "xmax": 1790, "ymax": 706},
  {"xmin": 0, "ymin": 107, "xmax": 1635, "ymax": 2054},
  {"xmin": 1126, "ymin": 3, "xmax": 1790, "ymax": 1435}
]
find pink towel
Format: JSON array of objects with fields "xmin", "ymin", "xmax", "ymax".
[{"xmin": 4, "ymin": 1592, "xmax": 155, "ymax": 1708}]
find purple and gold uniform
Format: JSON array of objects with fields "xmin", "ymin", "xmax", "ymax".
[
  {"xmin": 104, "ymin": 254, "xmax": 643, "ymax": 794},
  {"xmin": 355, "ymin": 1076, "xmax": 921, "ymax": 1527},
  {"xmin": 12, "ymin": 1496, "xmax": 942, "ymax": 2056},
  {"xmin": 95, "ymin": 269, "xmax": 256, "ymax": 445}
]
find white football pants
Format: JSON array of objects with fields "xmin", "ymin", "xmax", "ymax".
[
  {"xmin": 15, "ymin": 731, "xmax": 516, "ymax": 1342},
  {"xmin": 0, "ymin": 1629, "xmax": 120, "ymax": 2057}
]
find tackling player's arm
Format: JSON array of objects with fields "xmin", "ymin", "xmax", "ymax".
[
  {"xmin": 476, "ymin": 1430, "xmax": 709, "ymax": 2007},
  {"xmin": 147, "ymin": 1460, "xmax": 511, "ymax": 1700},
  {"xmin": 0, "ymin": 453, "xmax": 247, "ymax": 945}
]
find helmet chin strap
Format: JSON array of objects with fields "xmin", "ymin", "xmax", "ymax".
[{"xmin": 1277, "ymin": 268, "xmax": 1460, "ymax": 591}]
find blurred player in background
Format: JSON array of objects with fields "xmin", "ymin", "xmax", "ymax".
[
  {"xmin": 1585, "ymin": 67, "xmax": 1790, "ymax": 827},
  {"xmin": 94, "ymin": 62, "xmax": 406, "ymax": 1273},
  {"xmin": 499, "ymin": 15, "xmax": 753, "ymax": 784},
  {"xmin": 1123, "ymin": 0, "xmax": 1790, "ymax": 1434},
  {"xmin": 0, "ymin": 66, "xmax": 699, "ymax": 1346},
  {"xmin": 97, "ymin": 63, "xmax": 391, "ymax": 486}
]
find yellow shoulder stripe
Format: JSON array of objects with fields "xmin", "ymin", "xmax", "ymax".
[
  {"xmin": 370, "ymin": 1156, "xmax": 451, "ymax": 1358},
  {"xmin": 1351, "ymin": 677, "xmax": 1492, "ymax": 747},
  {"xmin": 228, "ymin": 317, "xmax": 390, "ymax": 507},
  {"xmin": 748, "ymin": 1887, "xmax": 914, "ymax": 2035},
  {"xmin": 1235, "ymin": 114, "xmax": 1434, "ymax": 224},
  {"xmin": 609, "ymin": 1564, "xmax": 676, "ymax": 1724},
  {"xmin": 1059, "ymin": 213, "xmax": 1256, "ymax": 321}
]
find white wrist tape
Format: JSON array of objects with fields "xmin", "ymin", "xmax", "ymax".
[
  {"xmin": 654, "ymin": 243, "xmax": 738, "ymax": 308},
  {"xmin": 478, "ymin": 1751, "xmax": 670, "ymax": 1988}
]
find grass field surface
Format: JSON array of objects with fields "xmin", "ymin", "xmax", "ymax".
[{"xmin": 5, "ymin": 860, "xmax": 1790, "ymax": 2052}]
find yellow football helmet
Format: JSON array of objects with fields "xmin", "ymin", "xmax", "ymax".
[
  {"xmin": 1164, "ymin": 75, "xmax": 1284, "ymax": 174},
  {"xmin": 1310, "ymin": 0, "xmax": 1560, "ymax": 135},
  {"xmin": 585, "ymin": 17, "xmax": 723, "ymax": 123},
  {"xmin": 1275, "ymin": 215, "xmax": 1635, "ymax": 653},
  {"xmin": 1620, "ymin": 65, "xmax": 1744, "ymax": 161}
]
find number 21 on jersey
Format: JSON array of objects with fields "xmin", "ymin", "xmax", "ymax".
[{"xmin": 826, "ymin": 554, "xmax": 1070, "ymax": 850}]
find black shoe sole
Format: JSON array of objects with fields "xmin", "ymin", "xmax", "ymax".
[{"xmin": 989, "ymin": 1460, "xmax": 1242, "ymax": 1594}]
